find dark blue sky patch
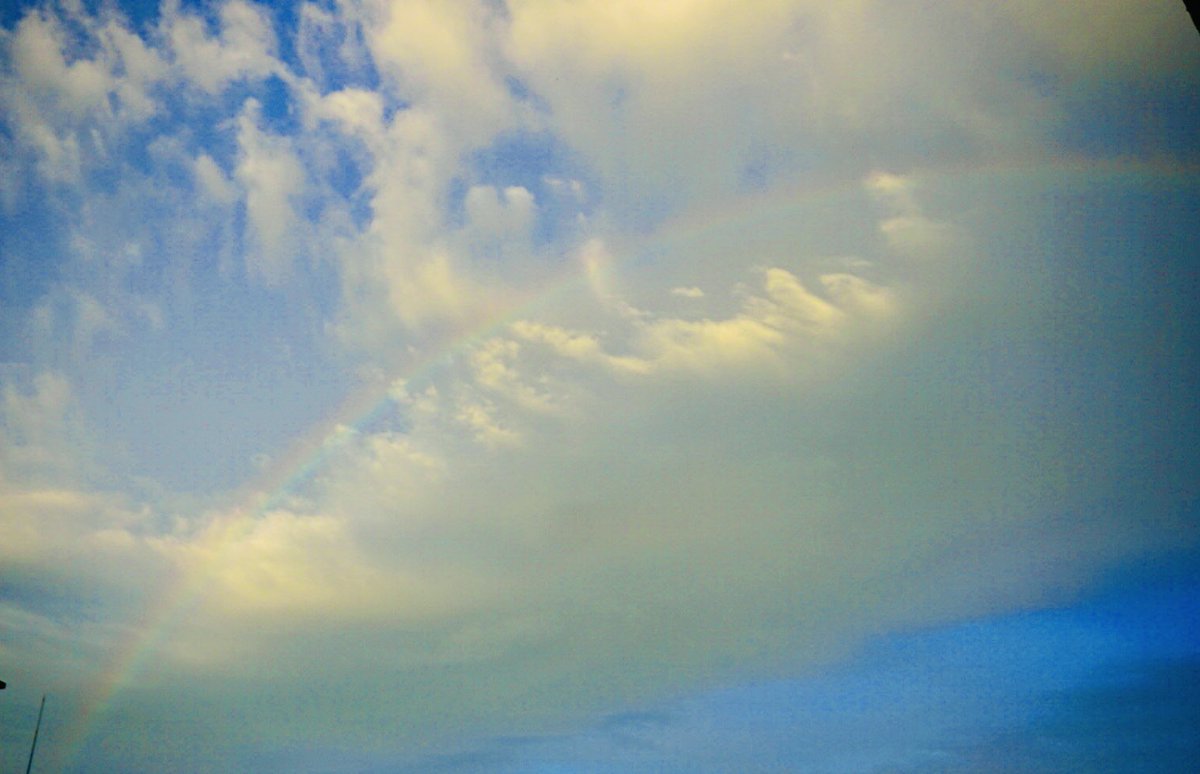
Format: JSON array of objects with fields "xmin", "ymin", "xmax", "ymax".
[
  {"xmin": 1055, "ymin": 80, "xmax": 1200, "ymax": 161},
  {"xmin": 254, "ymin": 73, "xmax": 300, "ymax": 136},
  {"xmin": 314, "ymin": 141, "xmax": 372, "ymax": 228},
  {"xmin": 738, "ymin": 153, "xmax": 771, "ymax": 194},
  {"xmin": 443, "ymin": 175, "xmax": 470, "ymax": 230},
  {"xmin": 257, "ymin": 0, "xmax": 302, "ymax": 73},
  {"xmin": 470, "ymin": 130, "xmax": 562, "ymax": 191},
  {"xmin": 59, "ymin": 0, "xmax": 170, "ymax": 36},
  {"xmin": 0, "ymin": 581, "xmax": 114, "ymax": 629},
  {"xmin": 503, "ymin": 75, "xmax": 532, "ymax": 102},
  {"xmin": 0, "ymin": 3, "xmax": 27, "ymax": 28},
  {"xmin": 916, "ymin": 657, "xmax": 1200, "ymax": 773},
  {"xmin": 503, "ymin": 75, "xmax": 550, "ymax": 114}
]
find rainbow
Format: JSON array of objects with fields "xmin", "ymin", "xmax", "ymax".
[
  {"xmin": 54, "ymin": 288, "xmax": 561, "ymax": 767},
  {"xmin": 57, "ymin": 155, "xmax": 1197, "ymax": 765}
]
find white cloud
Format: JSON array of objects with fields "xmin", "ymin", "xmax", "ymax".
[
  {"xmin": 235, "ymin": 100, "xmax": 308, "ymax": 284},
  {"xmin": 818, "ymin": 272, "xmax": 893, "ymax": 318},
  {"xmin": 867, "ymin": 170, "xmax": 958, "ymax": 259},
  {"xmin": 164, "ymin": 0, "xmax": 280, "ymax": 94},
  {"xmin": 97, "ymin": 19, "xmax": 166, "ymax": 121},
  {"xmin": 0, "ymin": 372, "xmax": 168, "ymax": 622},
  {"xmin": 10, "ymin": 11, "xmax": 111, "ymax": 117},
  {"xmin": 865, "ymin": 170, "xmax": 920, "ymax": 215},
  {"xmin": 503, "ymin": 0, "xmax": 1191, "ymax": 221},
  {"xmin": 544, "ymin": 175, "xmax": 585, "ymax": 200},
  {"xmin": 510, "ymin": 320, "xmax": 607, "ymax": 363},
  {"xmin": 511, "ymin": 260, "xmax": 890, "ymax": 379},
  {"xmin": 465, "ymin": 184, "xmax": 537, "ymax": 241},
  {"xmin": 505, "ymin": 0, "xmax": 802, "ymax": 213},
  {"xmin": 193, "ymin": 153, "xmax": 238, "ymax": 206},
  {"xmin": 122, "ymin": 183, "xmax": 1195, "ymax": 743},
  {"xmin": 454, "ymin": 399, "xmax": 523, "ymax": 447},
  {"xmin": 1, "ymin": 7, "xmax": 167, "ymax": 184},
  {"xmin": 364, "ymin": 0, "xmax": 515, "ymax": 149},
  {"xmin": 2, "ymin": 6, "xmax": 164, "ymax": 123},
  {"xmin": 330, "ymin": 105, "xmax": 505, "ymax": 343},
  {"xmin": 469, "ymin": 337, "xmax": 558, "ymax": 414},
  {"xmin": 8, "ymin": 102, "xmax": 84, "ymax": 184},
  {"xmin": 67, "ymin": 289, "xmax": 122, "ymax": 351},
  {"xmin": 164, "ymin": 507, "xmax": 482, "ymax": 621},
  {"xmin": 302, "ymin": 85, "xmax": 385, "ymax": 142},
  {"xmin": 0, "ymin": 372, "xmax": 79, "ymax": 481}
]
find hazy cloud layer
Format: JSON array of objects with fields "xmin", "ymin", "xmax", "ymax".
[{"xmin": 1, "ymin": 1, "xmax": 1197, "ymax": 771}]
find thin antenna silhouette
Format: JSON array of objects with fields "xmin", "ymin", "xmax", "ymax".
[{"xmin": 25, "ymin": 694, "xmax": 45, "ymax": 774}]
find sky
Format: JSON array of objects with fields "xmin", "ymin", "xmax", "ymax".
[{"xmin": 0, "ymin": 1, "xmax": 1198, "ymax": 771}]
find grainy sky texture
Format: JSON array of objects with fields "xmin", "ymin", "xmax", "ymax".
[{"xmin": 1, "ymin": 1, "xmax": 1198, "ymax": 771}]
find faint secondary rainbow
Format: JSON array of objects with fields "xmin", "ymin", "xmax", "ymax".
[{"xmin": 58, "ymin": 155, "xmax": 1197, "ymax": 764}]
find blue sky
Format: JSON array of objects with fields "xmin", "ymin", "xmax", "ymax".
[{"xmin": 1, "ymin": 1, "xmax": 1198, "ymax": 771}]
